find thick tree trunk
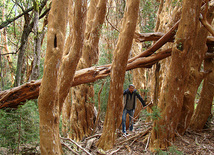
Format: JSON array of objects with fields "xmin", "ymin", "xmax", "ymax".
[
  {"xmin": 38, "ymin": 0, "xmax": 69, "ymax": 153},
  {"xmin": 149, "ymin": 0, "xmax": 202, "ymax": 151},
  {"xmin": 189, "ymin": 54, "xmax": 214, "ymax": 130},
  {"xmin": 177, "ymin": 3, "xmax": 214, "ymax": 135},
  {"xmin": 69, "ymin": 0, "xmax": 107, "ymax": 141},
  {"xmin": 96, "ymin": 0, "xmax": 139, "ymax": 150}
]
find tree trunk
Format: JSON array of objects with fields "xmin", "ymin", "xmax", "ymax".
[
  {"xmin": 62, "ymin": 89, "xmax": 72, "ymax": 137},
  {"xmin": 38, "ymin": 0, "xmax": 69, "ymax": 153},
  {"xmin": 177, "ymin": 3, "xmax": 214, "ymax": 135},
  {"xmin": 149, "ymin": 0, "xmax": 202, "ymax": 151},
  {"xmin": 30, "ymin": 0, "xmax": 47, "ymax": 81},
  {"xmin": 69, "ymin": 0, "xmax": 107, "ymax": 141},
  {"xmin": 14, "ymin": 0, "xmax": 48, "ymax": 86},
  {"xmin": 189, "ymin": 53, "xmax": 214, "ymax": 130},
  {"xmin": 131, "ymin": 39, "xmax": 147, "ymax": 126},
  {"xmin": 14, "ymin": 13, "xmax": 32, "ymax": 86},
  {"xmin": 96, "ymin": 0, "xmax": 140, "ymax": 150}
]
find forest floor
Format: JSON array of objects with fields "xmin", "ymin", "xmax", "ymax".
[
  {"xmin": 1, "ymin": 116, "xmax": 213, "ymax": 154},
  {"xmin": 61, "ymin": 116, "xmax": 214, "ymax": 155},
  {"xmin": 79, "ymin": 120, "xmax": 214, "ymax": 155}
]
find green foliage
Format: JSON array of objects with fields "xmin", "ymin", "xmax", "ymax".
[
  {"xmin": 156, "ymin": 145, "xmax": 183, "ymax": 155},
  {"xmin": 0, "ymin": 100, "xmax": 39, "ymax": 152},
  {"xmin": 140, "ymin": 0, "xmax": 159, "ymax": 32},
  {"xmin": 146, "ymin": 106, "xmax": 161, "ymax": 121}
]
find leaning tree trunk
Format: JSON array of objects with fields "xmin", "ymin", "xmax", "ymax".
[
  {"xmin": 96, "ymin": 0, "xmax": 140, "ymax": 150},
  {"xmin": 177, "ymin": 3, "xmax": 214, "ymax": 135},
  {"xmin": 189, "ymin": 52, "xmax": 214, "ymax": 130},
  {"xmin": 69, "ymin": 0, "xmax": 107, "ymax": 141},
  {"xmin": 38, "ymin": 0, "xmax": 69, "ymax": 153},
  {"xmin": 149, "ymin": 0, "xmax": 202, "ymax": 151}
]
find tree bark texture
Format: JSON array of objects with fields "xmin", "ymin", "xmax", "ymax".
[
  {"xmin": 38, "ymin": 0, "xmax": 69, "ymax": 153},
  {"xmin": 62, "ymin": 89, "xmax": 72, "ymax": 137},
  {"xmin": 177, "ymin": 3, "xmax": 214, "ymax": 135},
  {"xmin": 69, "ymin": 0, "xmax": 107, "ymax": 141},
  {"xmin": 149, "ymin": 0, "xmax": 202, "ymax": 151},
  {"xmin": 96, "ymin": 0, "xmax": 140, "ymax": 150}
]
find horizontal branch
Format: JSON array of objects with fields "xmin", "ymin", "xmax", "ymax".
[
  {"xmin": 0, "ymin": 48, "xmax": 172, "ymax": 109},
  {"xmin": 1, "ymin": 48, "xmax": 213, "ymax": 109}
]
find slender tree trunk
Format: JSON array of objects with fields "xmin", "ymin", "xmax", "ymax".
[
  {"xmin": 30, "ymin": 0, "xmax": 46, "ymax": 81},
  {"xmin": 0, "ymin": 49, "xmax": 3, "ymax": 90},
  {"xmin": 177, "ymin": 3, "xmax": 214, "ymax": 135},
  {"xmin": 69, "ymin": 0, "xmax": 107, "ymax": 141},
  {"xmin": 1, "ymin": 0, "xmax": 14, "ymax": 86},
  {"xmin": 97, "ymin": 0, "xmax": 140, "ymax": 150},
  {"xmin": 62, "ymin": 89, "xmax": 72, "ymax": 137},
  {"xmin": 14, "ymin": 0, "xmax": 48, "ymax": 86},
  {"xmin": 149, "ymin": 0, "xmax": 202, "ymax": 151},
  {"xmin": 38, "ymin": 0, "xmax": 69, "ymax": 153},
  {"xmin": 14, "ymin": 13, "xmax": 32, "ymax": 86},
  {"xmin": 189, "ymin": 54, "xmax": 214, "ymax": 130},
  {"xmin": 131, "ymin": 39, "xmax": 147, "ymax": 126}
]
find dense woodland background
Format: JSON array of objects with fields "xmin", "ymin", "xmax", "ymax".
[{"xmin": 0, "ymin": 0, "xmax": 213, "ymax": 154}]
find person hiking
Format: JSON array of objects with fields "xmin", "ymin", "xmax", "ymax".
[{"xmin": 122, "ymin": 84, "xmax": 146, "ymax": 136}]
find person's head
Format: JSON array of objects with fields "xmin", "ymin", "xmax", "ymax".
[{"xmin": 128, "ymin": 84, "xmax": 135, "ymax": 93}]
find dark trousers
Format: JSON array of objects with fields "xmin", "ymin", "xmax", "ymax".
[{"xmin": 122, "ymin": 109, "xmax": 134, "ymax": 133}]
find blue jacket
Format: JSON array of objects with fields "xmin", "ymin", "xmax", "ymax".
[{"xmin": 123, "ymin": 88, "xmax": 146, "ymax": 110}]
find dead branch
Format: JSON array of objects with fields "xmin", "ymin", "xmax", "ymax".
[
  {"xmin": 175, "ymin": 132, "xmax": 190, "ymax": 144},
  {"xmin": 85, "ymin": 134, "xmax": 101, "ymax": 141},
  {"xmin": 134, "ymin": 32, "xmax": 166, "ymax": 42},
  {"xmin": 144, "ymin": 132, "xmax": 151, "ymax": 151},
  {"xmin": 116, "ymin": 127, "xmax": 151, "ymax": 146},
  {"xmin": 200, "ymin": 0, "xmax": 214, "ymax": 36},
  {"xmin": 61, "ymin": 142, "xmax": 79, "ymax": 155},
  {"xmin": 60, "ymin": 137, "xmax": 92, "ymax": 155},
  {"xmin": 129, "ymin": 20, "xmax": 179, "ymax": 63},
  {"xmin": 109, "ymin": 146, "xmax": 123, "ymax": 155},
  {"xmin": 200, "ymin": 14, "xmax": 214, "ymax": 36}
]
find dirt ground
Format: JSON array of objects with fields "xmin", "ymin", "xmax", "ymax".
[
  {"xmin": 3, "ymin": 117, "xmax": 213, "ymax": 154},
  {"xmin": 77, "ymin": 119, "xmax": 214, "ymax": 155}
]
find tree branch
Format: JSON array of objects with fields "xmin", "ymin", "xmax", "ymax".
[{"xmin": 0, "ymin": 7, "xmax": 34, "ymax": 29}]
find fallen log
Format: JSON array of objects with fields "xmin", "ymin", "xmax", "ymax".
[
  {"xmin": 0, "ymin": 49, "xmax": 172, "ymax": 109},
  {"xmin": 1, "ymin": 22, "xmax": 214, "ymax": 108}
]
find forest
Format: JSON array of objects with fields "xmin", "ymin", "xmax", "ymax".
[{"xmin": 0, "ymin": 0, "xmax": 214, "ymax": 154}]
